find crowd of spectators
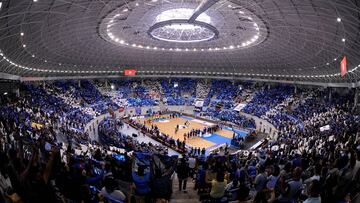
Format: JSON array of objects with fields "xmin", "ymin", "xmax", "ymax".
[
  {"xmin": 0, "ymin": 79, "xmax": 360, "ymax": 203},
  {"xmin": 242, "ymin": 86, "xmax": 294, "ymax": 117},
  {"xmin": 202, "ymin": 109, "xmax": 256, "ymax": 129}
]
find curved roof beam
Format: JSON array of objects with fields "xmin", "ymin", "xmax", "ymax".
[{"xmin": 188, "ymin": 0, "xmax": 220, "ymax": 23}]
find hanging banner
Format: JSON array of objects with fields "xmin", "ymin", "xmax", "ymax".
[
  {"xmin": 340, "ymin": 56, "xmax": 347, "ymax": 77},
  {"xmin": 124, "ymin": 69, "xmax": 137, "ymax": 76}
]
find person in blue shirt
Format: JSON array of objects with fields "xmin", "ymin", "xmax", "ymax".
[
  {"xmin": 247, "ymin": 161, "xmax": 257, "ymax": 180},
  {"xmin": 132, "ymin": 164, "xmax": 151, "ymax": 203}
]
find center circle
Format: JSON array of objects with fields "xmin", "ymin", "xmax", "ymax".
[{"xmin": 148, "ymin": 20, "xmax": 218, "ymax": 43}]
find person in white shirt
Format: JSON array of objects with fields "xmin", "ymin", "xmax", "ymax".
[
  {"xmin": 0, "ymin": 172, "xmax": 12, "ymax": 196},
  {"xmin": 100, "ymin": 176, "xmax": 126, "ymax": 202},
  {"xmin": 188, "ymin": 156, "xmax": 196, "ymax": 179},
  {"xmin": 304, "ymin": 165, "xmax": 321, "ymax": 184}
]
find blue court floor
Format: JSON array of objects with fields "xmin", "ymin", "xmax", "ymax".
[
  {"xmin": 181, "ymin": 116, "xmax": 194, "ymax": 120},
  {"xmin": 202, "ymin": 133, "xmax": 232, "ymax": 145},
  {"xmin": 223, "ymin": 126, "xmax": 248, "ymax": 137}
]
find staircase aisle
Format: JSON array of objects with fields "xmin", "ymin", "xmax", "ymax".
[{"xmin": 171, "ymin": 174, "xmax": 201, "ymax": 203}]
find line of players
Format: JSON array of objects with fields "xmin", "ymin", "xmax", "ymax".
[
  {"xmin": 143, "ymin": 112, "xmax": 181, "ymax": 125},
  {"xmin": 178, "ymin": 123, "xmax": 221, "ymax": 141}
]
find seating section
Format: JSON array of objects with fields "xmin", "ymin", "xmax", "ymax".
[
  {"xmin": 242, "ymin": 86, "xmax": 294, "ymax": 117},
  {"xmin": 0, "ymin": 79, "xmax": 359, "ymax": 203}
]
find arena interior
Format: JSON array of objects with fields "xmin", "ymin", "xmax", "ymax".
[{"xmin": 1, "ymin": 0, "xmax": 360, "ymax": 203}]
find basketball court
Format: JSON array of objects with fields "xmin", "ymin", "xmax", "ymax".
[{"xmin": 138, "ymin": 115, "xmax": 249, "ymax": 150}]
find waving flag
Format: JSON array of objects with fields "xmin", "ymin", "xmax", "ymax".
[
  {"xmin": 124, "ymin": 69, "xmax": 137, "ymax": 76},
  {"xmin": 340, "ymin": 56, "xmax": 347, "ymax": 77}
]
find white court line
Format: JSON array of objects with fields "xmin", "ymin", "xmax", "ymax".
[{"xmin": 191, "ymin": 119, "xmax": 215, "ymax": 126}]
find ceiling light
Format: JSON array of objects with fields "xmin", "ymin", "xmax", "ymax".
[
  {"xmin": 22, "ymin": 44, "xmax": 26, "ymax": 48},
  {"xmin": 20, "ymin": 32, "xmax": 24, "ymax": 36},
  {"xmin": 31, "ymin": 54, "xmax": 35, "ymax": 57},
  {"xmin": 33, "ymin": 0, "xmax": 38, "ymax": 2},
  {"xmin": 337, "ymin": 17, "xmax": 341, "ymax": 22},
  {"xmin": 334, "ymin": 58, "xmax": 337, "ymax": 61},
  {"xmin": 326, "ymin": 63, "xmax": 329, "ymax": 65},
  {"xmin": 342, "ymin": 38, "xmax": 346, "ymax": 42},
  {"xmin": 123, "ymin": 8, "xmax": 128, "ymax": 12},
  {"xmin": 135, "ymin": 3, "xmax": 139, "ymax": 6},
  {"xmin": 156, "ymin": 8, "xmax": 211, "ymax": 24}
]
